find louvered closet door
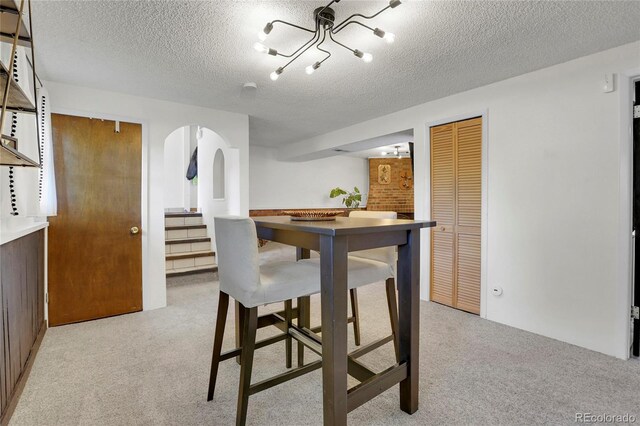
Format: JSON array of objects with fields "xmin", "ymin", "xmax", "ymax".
[
  {"xmin": 430, "ymin": 123, "xmax": 456, "ymax": 306},
  {"xmin": 430, "ymin": 117, "xmax": 482, "ymax": 314}
]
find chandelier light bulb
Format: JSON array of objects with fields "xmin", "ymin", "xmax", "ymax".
[
  {"xmin": 258, "ymin": 23, "xmax": 273, "ymax": 41},
  {"xmin": 254, "ymin": 42, "xmax": 278, "ymax": 56},
  {"xmin": 373, "ymin": 28, "xmax": 396, "ymax": 44},
  {"xmin": 362, "ymin": 52, "xmax": 373, "ymax": 63},
  {"xmin": 270, "ymin": 67, "xmax": 284, "ymax": 81},
  {"xmin": 253, "ymin": 42, "xmax": 268, "ymax": 53},
  {"xmin": 305, "ymin": 61, "xmax": 321, "ymax": 75}
]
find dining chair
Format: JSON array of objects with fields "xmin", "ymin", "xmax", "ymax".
[{"xmin": 207, "ymin": 216, "xmax": 323, "ymax": 425}]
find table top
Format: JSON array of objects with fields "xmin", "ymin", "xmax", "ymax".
[{"xmin": 253, "ymin": 216, "xmax": 436, "ymax": 236}]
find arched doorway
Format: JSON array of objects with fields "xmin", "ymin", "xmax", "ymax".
[{"xmin": 162, "ymin": 125, "xmax": 240, "ymax": 278}]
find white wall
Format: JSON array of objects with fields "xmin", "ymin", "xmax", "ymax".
[
  {"xmin": 197, "ymin": 128, "xmax": 241, "ymax": 252},
  {"xmin": 45, "ymin": 81, "xmax": 250, "ymax": 311},
  {"xmin": 277, "ymin": 41, "xmax": 640, "ymax": 359},
  {"xmin": 163, "ymin": 127, "xmax": 191, "ymax": 210},
  {"xmin": 250, "ymin": 145, "xmax": 369, "ymax": 209}
]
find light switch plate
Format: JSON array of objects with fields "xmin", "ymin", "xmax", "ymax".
[{"xmin": 603, "ymin": 73, "xmax": 615, "ymax": 93}]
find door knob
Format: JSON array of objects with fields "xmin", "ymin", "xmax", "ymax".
[
  {"xmin": 130, "ymin": 226, "xmax": 140, "ymax": 235},
  {"xmin": 440, "ymin": 226, "xmax": 445, "ymax": 231}
]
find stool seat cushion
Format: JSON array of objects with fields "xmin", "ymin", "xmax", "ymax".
[
  {"xmin": 255, "ymin": 260, "xmax": 322, "ymax": 307},
  {"xmin": 304, "ymin": 256, "xmax": 394, "ymax": 290}
]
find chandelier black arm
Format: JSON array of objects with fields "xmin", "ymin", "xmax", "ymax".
[
  {"xmin": 271, "ymin": 19, "xmax": 315, "ymax": 34},
  {"xmin": 332, "ymin": 20, "xmax": 374, "ymax": 35},
  {"xmin": 328, "ymin": 31, "xmax": 355, "ymax": 53},
  {"xmin": 332, "ymin": 5, "xmax": 391, "ymax": 33},
  {"xmin": 316, "ymin": 29, "xmax": 332, "ymax": 64},
  {"xmin": 277, "ymin": 24, "xmax": 321, "ymax": 58},
  {"xmin": 281, "ymin": 25, "xmax": 323, "ymax": 70}
]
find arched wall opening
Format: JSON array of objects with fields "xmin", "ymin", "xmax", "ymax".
[{"xmin": 163, "ymin": 125, "xmax": 241, "ymax": 276}]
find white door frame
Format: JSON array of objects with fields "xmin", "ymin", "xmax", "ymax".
[
  {"xmin": 619, "ymin": 69, "xmax": 640, "ymax": 359},
  {"xmin": 424, "ymin": 109, "xmax": 489, "ymax": 318}
]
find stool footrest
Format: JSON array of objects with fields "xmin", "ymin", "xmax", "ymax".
[
  {"xmin": 348, "ymin": 335, "xmax": 394, "ymax": 359},
  {"xmin": 220, "ymin": 333, "xmax": 288, "ymax": 361},
  {"xmin": 249, "ymin": 360, "xmax": 323, "ymax": 396}
]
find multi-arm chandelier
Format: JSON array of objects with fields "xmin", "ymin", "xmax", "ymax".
[{"xmin": 253, "ymin": 0, "xmax": 402, "ymax": 81}]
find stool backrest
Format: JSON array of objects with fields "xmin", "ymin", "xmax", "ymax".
[
  {"xmin": 349, "ymin": 210, "xmax": 397, "ymax": 268},
  {"xmin": 214, "ymin": 216, "xmax": 261, "ymax": 302}
]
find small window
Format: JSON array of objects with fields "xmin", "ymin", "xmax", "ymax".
[{"xmin": 213, "ymin": 148, "xmax": 225, "ymax": 199}]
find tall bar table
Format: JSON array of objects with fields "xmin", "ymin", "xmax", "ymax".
[{"xmin": 252, "ymin": 216, "xmax": 435, "ymax": 425}]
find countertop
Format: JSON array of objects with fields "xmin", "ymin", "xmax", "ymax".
[{"xmin": 0, "ymin": 220, "xmax": 49, "ymax": 245}]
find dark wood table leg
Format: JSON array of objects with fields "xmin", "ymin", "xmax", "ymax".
[
  {"xmin": 319, "ymin": 235, "xmax": 348, "ymax": 426},
  {"xmin": 296, "ymin": 247, "xmax": 311, "ymax": 367},
  {"xmin": 397, "ymin": 228, "xmax": 420, "ymax": 414}
]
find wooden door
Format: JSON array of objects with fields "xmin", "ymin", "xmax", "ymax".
[
  {"xmin": 430, "ymin": 117, "xmax": 482, "ymax": 314},
  {"xmin": 48, "ymin": 114, "xmax": 142, "ymax": 326}
]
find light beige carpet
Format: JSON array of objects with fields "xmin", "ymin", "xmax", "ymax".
[{"xmin": 10, "ymin": 243, "xmax": 640, "ymax": 425}]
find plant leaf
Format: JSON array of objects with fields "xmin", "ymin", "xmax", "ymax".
[{"xmin": 330, "ymin": 187, "xmax": 347, "ymax": 198}]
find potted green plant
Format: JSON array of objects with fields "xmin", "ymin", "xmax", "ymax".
[{"xmin": 329, "ymin": 186, "xmax": 362, "ymax": 209}]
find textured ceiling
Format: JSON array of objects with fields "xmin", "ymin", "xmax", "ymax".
[{"xmin": 33, "ymin": 1, "xmax": 640, "ymax": 147}]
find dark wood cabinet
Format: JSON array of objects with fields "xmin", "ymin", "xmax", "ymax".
[{"xmin": 0, "ymin": 229, "xmax": 46, "ymax": 424}]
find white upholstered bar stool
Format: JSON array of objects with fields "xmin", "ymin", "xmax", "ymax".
[
  {"xmin": 298, "ymin": 211, "xmax": 399, "ymax": 362},
  {"xmin": 348, "ymin": 210, "xmax": 399, "ymax": 358},
  {"xmin": 207, "ymin": 216, "xmax": 322, "ymax": 426}
]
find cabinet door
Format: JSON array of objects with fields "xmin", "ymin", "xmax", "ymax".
[{"xmin": 1, "ymin": 237, "xmax": 21, "ymax": 394}]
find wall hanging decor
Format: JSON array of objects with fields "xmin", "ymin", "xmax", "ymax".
[{"xmin": 378, "ymin": 164, "xmax": 391, "ymax": 184}]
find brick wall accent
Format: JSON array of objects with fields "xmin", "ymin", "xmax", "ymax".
[{"xmin": 367, "ymin": 158, "xmax": 414, "ymax": 213}]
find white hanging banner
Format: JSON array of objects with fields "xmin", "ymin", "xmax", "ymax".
[{"xmin": 37, "ymin": 86, "xmax": 57, "ymax": 217}]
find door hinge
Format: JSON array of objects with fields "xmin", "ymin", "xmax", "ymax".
[
  {"xmin": 634, "ymin": 105, "xmax": 640, "ymax": 119},
  {"xmin": 45, "ymin": 292, "xmax": 48, "ymax": 304},
  {"xmin": 633, "ymin": 306, "xmax": 639, "ymax": 320}
]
